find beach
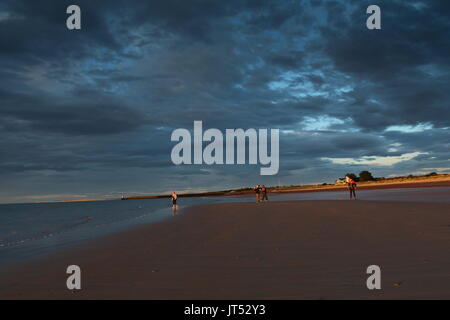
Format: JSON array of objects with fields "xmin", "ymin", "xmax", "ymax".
[
  {"xmin": 36, "ymin": 175, "xmax": 450, "ymax": 203},
  {"xmin": 1, "ymin": 198, "xmax": 449, "ymax": 300}
]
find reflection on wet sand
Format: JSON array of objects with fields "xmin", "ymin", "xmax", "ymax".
[{"xmin": 172, "ymin": 204, "xmax": 179, "ymax": 216}]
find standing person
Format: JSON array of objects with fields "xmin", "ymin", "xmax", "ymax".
[
  {"xmin": 261, "ymin": 185, "xmax": 268, "ymax": 201},
  {"xmin": 171, "ymin": 191, "xmax": 178, "ymax": 207},
  {"xmin": 171, "ymin": 191, "xmax": 179, "ymax": 215},
  {"xmin": 253, "ymin": 185, "xmax": 261, "ymax": 203},
  {"xmin": 346, "ymin": 176, "xmax": 357, "ymax": 199}
]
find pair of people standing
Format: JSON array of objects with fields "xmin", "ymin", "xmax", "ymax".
[
  {"xmin": 345, "ymin": 176, "xmax": 357, "ymax": 199},
  {"xmin": 253, "ymin": 185, "xmax": 268, "ymax": 202}
]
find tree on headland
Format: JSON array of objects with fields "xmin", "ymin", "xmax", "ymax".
[{"xmin": 359, "ymin": 170, "xmax": 375, "ymax": 181}]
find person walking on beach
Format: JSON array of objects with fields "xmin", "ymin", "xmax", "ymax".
[
  {"xmin": 253, "ymin": 185, "xmax": 261, "ymax": 203},
  {"xmin": 345, "ymin": 176, "xmax": 357, "ymax": 199},
  {"xmin": 260, "ymin": 185, "xmax": 268, "ymax": 201},
  {"xmin": 171, "ymin": 191, "xmax": 179, "ymax": 215}
]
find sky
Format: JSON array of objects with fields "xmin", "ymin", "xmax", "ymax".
[{"xmin": 0, "ymin": 0, "xmax": 449, "ymax": 203}]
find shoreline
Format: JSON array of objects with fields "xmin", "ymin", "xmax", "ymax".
[
  {"xmin": 1, "ymin": 197, "xmax": 449, "ymax": 299},
  {"xmin": 34, "ymin": 176, "xmax": 450, "ymax": 204},
  {"xmin": 272, "ymin": 178, "xmax": 450, "ymax": 193}
]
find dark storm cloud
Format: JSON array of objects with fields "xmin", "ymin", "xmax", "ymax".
[
  {"xmin": 321, "ymin": 1, "xmax": 450, "ymax": 79},
  {"xmin": 0, "ymin": 89, "xmax": 149, "ymax": 135},
  {"xmin": 0, "ymin": 0, "xmax": 449, "ymax": 202},
  {"xmin": 384, "ymin": 128, "xmax": 450, "ymax": 152},
  {"xmin": 0, "ymin": 0, "xmax": 124, "ymax": 66},
  {"xmin": 311, "ymin": 0, "xmax": 450, "ymax": 132},
  {"xmin": 265, "ymin": 51, "xmax": 305, "ymax": 69}
]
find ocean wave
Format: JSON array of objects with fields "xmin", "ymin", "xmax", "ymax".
[{"xmin": 0, "ymin": 216, "xmax": 93, "ymax": 248}]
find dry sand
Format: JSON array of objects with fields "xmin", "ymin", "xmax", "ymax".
[{"xmin": 0, "ymin": 200, "xmax": 449, "ymax": 300}]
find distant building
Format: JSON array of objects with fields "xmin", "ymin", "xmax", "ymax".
[{"xmin": 335, "ymin": 178, "xmax": 346, "ymax": 185}]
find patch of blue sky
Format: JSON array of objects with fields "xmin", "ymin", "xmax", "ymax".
[
  {"xmin": 280, "ymin": 115, "xmax": 356, "ymax": 135},
  {"xmin": 387, "ymin": 143, "xmax": 402, "ymax": 153},
  {"xmin": 322, "ymin": 152, "xmax": 428, "ymax": 166},
  {"xmin": 335, "ymin": 85, "xmax": 353, "ymax": 94},
  {"xmin": 385, "ymin": 123, "xmax": 433, "ymax": 133},
  {"xmin": 268, "ymin": 71, "xmax": 326, "ymax": 97},
  {"xmin": 301, "ymin": 115, "xmax": 355, "ymax": 132}
]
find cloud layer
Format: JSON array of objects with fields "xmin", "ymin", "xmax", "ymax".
[{"xmin": 1, "ymin": 0, "xmax": 449, "ymax": 202}]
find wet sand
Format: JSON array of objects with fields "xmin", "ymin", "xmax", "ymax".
[{"xmin": 1, "ymin": 200, "xmax": 450, "ymax": 299}]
